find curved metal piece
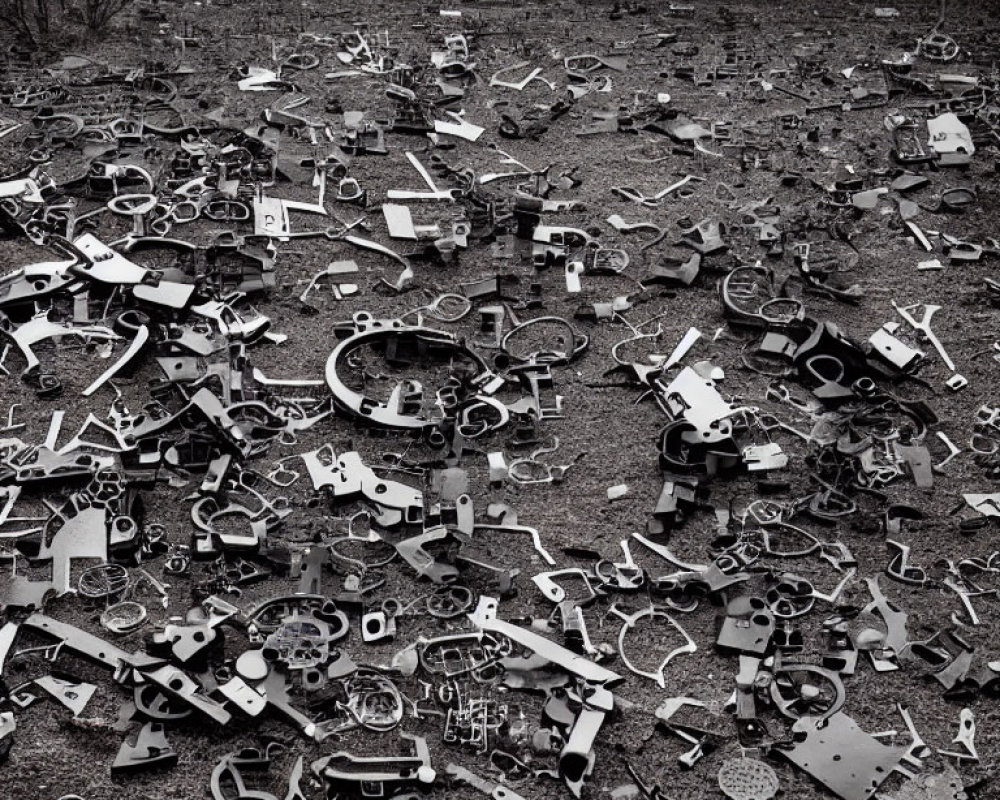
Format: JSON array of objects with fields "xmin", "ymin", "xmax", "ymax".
[
  {"xmin": 325, "ymin": 316, "xmax": 495, "ymax": 430},
  {"xmin": 532, "ymin": 568, "xmax": 600, "ymax": 604},
  {"xmin": 611, "ymin": 324, "xmax": 665, "ymax": 368},
  {"xmin": 501, "ymin": 316, "xmax": 589, "ymax": 366},
  {"xmin": 395, "ymin": 526, "xmax": 460, "ymax": 584},
  {"xmin": 455, "ymin": 396, "xmax": 509, "ymax": 438},
  {"xmin": 631, "ymin": 532, "xmax": 708, "ymax": 572},
  {"xmin": 720, "ymin": 265, "xmax": 804, "ymax": 329},
  {"xmin": 211, "ymin": 749, "xmax": 278, "ymax": 800},
  {"xmin": 609, "ymin": 603, "xmax": 696, "ymax": 688}
]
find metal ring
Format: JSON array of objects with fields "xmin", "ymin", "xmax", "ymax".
[{"xmin": 107, "ymin": 193, "xmax": 158, "ymax": 217}]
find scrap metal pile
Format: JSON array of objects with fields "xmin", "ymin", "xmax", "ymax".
[{"xmin": 1, "ymin": 2, "xmax": 1000, "ymax": 799}]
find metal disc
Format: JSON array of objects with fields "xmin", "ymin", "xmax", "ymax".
[{"xmin": 718, "ymin": 757, "xmax": 779, "ymax": 800}]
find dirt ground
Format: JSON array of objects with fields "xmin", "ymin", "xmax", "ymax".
[{"xmin": 1, "ymin": 1, "xmax": 1000, "ymax": 799}]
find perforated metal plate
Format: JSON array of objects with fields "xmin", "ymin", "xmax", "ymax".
[{"xmin": 718, "ymin": 757, "xmax": 779, "ymax": 800}]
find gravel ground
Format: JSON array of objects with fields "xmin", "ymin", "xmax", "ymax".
[{"xmin": 1, "ymin": 2, "xmax": 1000, "ymax": 799}]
